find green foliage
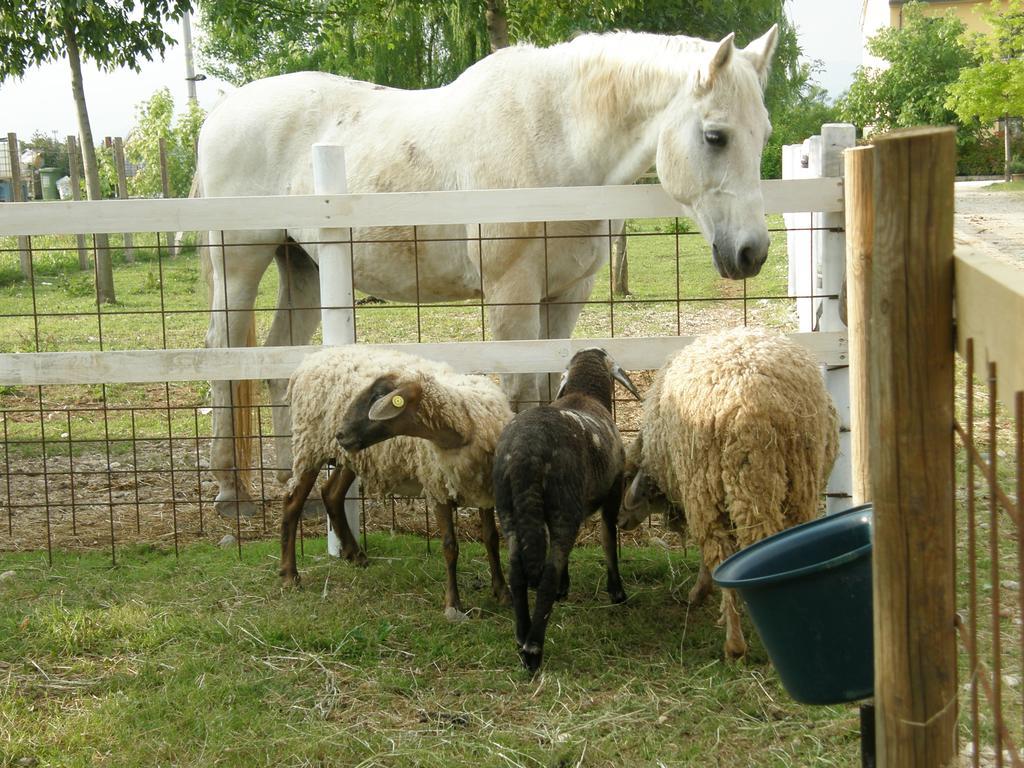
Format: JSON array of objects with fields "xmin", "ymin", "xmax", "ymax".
[
  {"xmin": 839, "ymin": 3, "xmax": 976, "ymax": 132},
  {"xmin": 198, "ymin": 0, "xmax": 491, "ymax": 88},
  {"xmin": 196, "ymin": 0, "xmax": 800, "ymax": 105},
  {"xmin": 24, "ymin": 132, "xmax": 72, "ymax": 177},
  {"xmin": 947, "ymin": 0, "xmax": 1024, "ymax": 125},
  {"xmin": 0, "ymin": 0, "xmax": 192, "ymax": 79},
  {"xmin": 762, "ymin": 65, "xmax": 840, "ymax": 179},
  {"xmin": 125, "ymin": 88, "xmax": 205, "ymax": 199}
]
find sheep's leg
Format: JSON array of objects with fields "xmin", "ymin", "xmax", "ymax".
[
  {"xmin": 519, "ymin": 544, "xmax": 571, "ymax": 673},
  {"xmin": 321, "ymin": 465, "xmax": 368, "ymax": 566},
  {"xmin": 687, "ymin": 561, "xmax": 713, "ymax": 606},
  {"xmin": 556, "ymin": 564, "xmax": 570, "ymax": 602},
  {"xmin": 599, "ymin": 480, "xmax": 628, "ymax": 604},
  {"xmin": 478, "ymin": 508, "xmax": 510, "ymax": 605},
  {"xmin": 721, "ymin": 588, "xmax": 748, "ymax": 659},
  {"xmin": 280, "ymin": 469, "xmax": 319, "ymax": 586},
  {"xmin": 506, "ymin": 532, "xmax": 532, "ymax": 647},
  {"xmin": 433, "ymin": 501, "xmax": 464, "ymax": 617}
]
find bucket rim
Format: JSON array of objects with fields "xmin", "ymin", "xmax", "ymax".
[{"xmin": 712, "ymin": 504, "xmax": 873, "ymax": 589}]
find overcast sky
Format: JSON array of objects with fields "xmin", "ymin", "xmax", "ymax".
[{"xmin": 0, "ymin": 1, "xmax": 863, "ymax": 142}]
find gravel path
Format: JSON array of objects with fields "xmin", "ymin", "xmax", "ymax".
[{"xmin": 955, "ymin": 181, "xmax": 1024, "ymax": 269}]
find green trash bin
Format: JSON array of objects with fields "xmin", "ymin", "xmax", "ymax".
[{"xmin": 38, "ymin": 167, "xmax": 60, "ymax": 201}]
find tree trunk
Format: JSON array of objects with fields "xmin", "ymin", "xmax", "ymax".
[
  {"xmin": 64, "ymin": 18, "xmax": 115, "ymax": 304},
  {"xmin": 484, "ymin": 0, "xmax": 509, "ymax": 51}
]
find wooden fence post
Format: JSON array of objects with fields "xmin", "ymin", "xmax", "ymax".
[
  {"xmin": 869, "ymin": 127, "xmax": 957, "ymax": 767},
  {"xmin": 112, "ymin": 137, "xmax": 135, "ymax": 263},
  {"xmin": 311, "ymin": 143, "xmax": 359, "ymax": 556},
  {"xmin": 158, "ymin": 138, "xmax": 176, "ymax": 258},
  {"xmin": 845, "ymin": 145, "xmax": 874, "ymax": 505},
  {"xmin": 6, "ymin": 133, "xmax": 32, "ymax": 279},
  {"xmin": 66, "ymin": 135, "xmax": 90, "ymax": 270}
]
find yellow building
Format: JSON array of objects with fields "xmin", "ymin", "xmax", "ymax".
[{"xmin": 888, "ymin": 0, "xmax": 1012, "ymax": 32}]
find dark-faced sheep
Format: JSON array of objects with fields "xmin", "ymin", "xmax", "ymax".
[
  {"xmin": 281, "ymin": 346, "xmax": 512, "ymax": 619},
  {"xmin": 619, "ymin": 327, "xmax": 839, "ymax": 658},
  {"xmin": 493, "ymin": 348, "xmax": 641, "ymax": 672}
]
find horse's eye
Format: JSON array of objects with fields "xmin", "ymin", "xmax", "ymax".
[{"xmin": 704, "ymin": 129, "xmax": 727, "ymax": 148}]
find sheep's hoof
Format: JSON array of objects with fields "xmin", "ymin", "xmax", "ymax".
[
  {"xmin": 724, "ymin": 642, "xmax": 748, "ymax": 660},
  {"xmin": 279, "ymin": 570, "xmax": 301, "ymax": 588},
  {"xmin": 214, "ymin": 498, "xmax": 258, "ymax": 518},
  {"xmin": 342, "ymin": 548, "xmax": 369, "ymax": 567},
  {"xmin": 519, "ymin": 642, "xmax": 543, "ymax": 673},
  {"xmin": 494, "ymin": 586, "xmax": 513, "ymax": 607},
  {"xmin": 608, "ymin": 588, "xmax": 628, "ymax": 604},
  {"xmin": 444, "ymin": 606, "xmax": 470, "ymax": 623}
]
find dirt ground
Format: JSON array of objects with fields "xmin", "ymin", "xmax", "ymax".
[{"xmin": 954, "ymin": 182, "xmax": 1024, "ymax": 269}]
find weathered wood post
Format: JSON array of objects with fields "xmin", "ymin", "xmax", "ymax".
[
  {"xmin": 845, "ymin": 145, "xmax": 874, "ymax": 505},
  {"xmin": 158, "ymin": 137, "xmax": 176, "ymax": 258},
  {"xmin": 66, "ymin": 135, "xmax": 90, "ymax": 270},
  {"xmin": 112, "ymin": 137, "xmax": 135, "ymax": 263},
  {"xmin": 868, "ymin": 127, "xmax": 957, "ymax": 767},
  {"xmin": 6, "ymin": 133, "xmax": 32, "ymax": 279},
  {"xmin": 312, "ymin": 143, "xmax": 359, "ymax": 556}
]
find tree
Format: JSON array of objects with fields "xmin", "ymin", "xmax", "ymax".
[
  {"xmin": 0, "ymin": 0, "xmax": 192, "ymax": 303},
  {"xmin": 762, "ymin": 66, "xmax": 840, "ymax": 178},
  {"xmin": 946, "ymin": 0, "xmax": 1024, "ymax": 178},
  {"xmin": 125, "ymin": 88, "xmax": 205, "ymax": 199},
  {"xmin": 839, "ymin": 2, "xmax": 977, "ymax": 136}
]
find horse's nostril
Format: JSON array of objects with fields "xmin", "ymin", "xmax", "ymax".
[{"xmin": 738, "ymin": 243, "xmax": 767, "ymax": 276}]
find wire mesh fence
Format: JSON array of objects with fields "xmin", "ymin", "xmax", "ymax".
[
  {"xmin": 0, "ymin": 210, "xmax": 834, "ymax": 563},
  {"xmin": 957, "ymin": 339, "xmax": 1024, "ymax": 768}
]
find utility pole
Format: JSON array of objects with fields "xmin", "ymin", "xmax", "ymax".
[{"xmin": 182, "ymin": 11, "xmax": 197, "ymax": 103}]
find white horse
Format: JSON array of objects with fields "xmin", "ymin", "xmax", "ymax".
[{"xmin": 198, "ymin": 27, "xmax": 779, "ymax": 517}]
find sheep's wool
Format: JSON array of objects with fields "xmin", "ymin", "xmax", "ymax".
[{"xmin": 286, "ymin": 346, "xmax": 512, "ymax": 508}]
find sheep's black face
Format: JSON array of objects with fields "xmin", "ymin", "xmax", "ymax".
[{"xmin": 336, "ymin": 375, "xmax": 401, "ymax": 452}]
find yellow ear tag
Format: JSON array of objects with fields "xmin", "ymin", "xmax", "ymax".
[{"xmin": 391, "ymin": 394, "xmax": 405, "ymax": 409}]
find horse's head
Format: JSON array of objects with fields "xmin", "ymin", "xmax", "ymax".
[{"xmin": 657, "ymin": 26, "xmax": 779, "ymax": 280}]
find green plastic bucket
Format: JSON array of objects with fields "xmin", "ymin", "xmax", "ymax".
[
  {"xmin": 38, "ymin": 167, "xmax": 60, "ymax": 201},
  {"xmin": 712, "ymin": 504, "xmax": 874, "ymax": 705}
]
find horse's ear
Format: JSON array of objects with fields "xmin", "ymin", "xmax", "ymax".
[
  {"xmin": 742, "ymin": 24, "xmax": 779, "ymax": 88},
  {"xmin": 698, "ymin": 32, "xmax": 735, "ymax": 91}
]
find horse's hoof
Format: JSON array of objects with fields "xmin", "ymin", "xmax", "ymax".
[
  {"xmin": 444, "ymin": 606, "xmax": 470, "ymax": 623},
  {"xmin": 214, "ymin": 498, "xmax": 258, "ymax": 518},
  {"xmin": 301, "ymin": 498, "xmax": 326, "ymax": 520}
]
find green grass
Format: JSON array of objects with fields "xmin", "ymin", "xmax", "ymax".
[
  {"xmin": 0, "ymin": 534, "xmax": 862, "ymax": 767},
  {"xmin": 979, "ymin": 180, "xmax": 1024, "ymax": 192}
]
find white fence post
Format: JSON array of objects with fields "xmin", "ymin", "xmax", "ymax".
[
  {"xmin": 786, "ymin": 123, "xmax": 857, "ymax": 515},
  {"xmin": 311, "ymin": 143, "xmax": 359, "ymax": 556}
]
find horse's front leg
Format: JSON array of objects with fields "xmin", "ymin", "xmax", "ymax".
[
  {"xmin": 542, "ymin": 274, "xmax": 597, "ymax": 397},
  {"xmin": 485, "ymin": 255, "xmax": 545, "ymax": 411}
]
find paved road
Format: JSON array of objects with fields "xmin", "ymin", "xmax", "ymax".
[{"xmin": 954, "ymin": 181, "xmax": 1024, "ymax": 269}]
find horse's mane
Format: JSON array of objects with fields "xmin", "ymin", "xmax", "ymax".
[{"xmin": 562, "ymin": 31, "xmax": 763, "ymax": 120}]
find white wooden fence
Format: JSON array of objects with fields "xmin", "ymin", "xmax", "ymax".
[
  {"xmin": 0, "ymin": 144, "xmax": 850, "ymax": 544},
  {"xmin": 784, "ymin": 123, "xmax": 857, "ymax": 514}
]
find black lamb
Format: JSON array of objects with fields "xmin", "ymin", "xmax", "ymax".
[{"xmin": 492, "ymin": 347, "xmax": 641, "ymax": 672}]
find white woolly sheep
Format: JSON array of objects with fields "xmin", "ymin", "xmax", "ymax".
[
  {"xmin": 493, "ymin": 348, "xmax": 641, "ymax": 672},
  {"xmin": 280, "ymin": 346, "xmax": 513, "ymax": 619},
  {"xmin": 619, "ymin": 327, "xmax": 839, "ymax": 658}
]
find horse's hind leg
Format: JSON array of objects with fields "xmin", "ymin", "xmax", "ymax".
[
  {"xmin": 263, "ymin": 240, "xmax": 323, "ymax": 517},
  {"xmin": 206, "ymin": 231, "xmax": 278, "ymax": 518}
]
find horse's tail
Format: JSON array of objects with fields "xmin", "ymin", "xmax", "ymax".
[{"xmin": 194, "ymin": 167, "xmax": 258, "ymax": 496}]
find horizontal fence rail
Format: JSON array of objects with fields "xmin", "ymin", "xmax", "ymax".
[
  {"xmin": 0, "ymin": 333, "xmax": 848, "ymax": 385},
  {"xmin": 0, "ymin": 178, "xmax": 845, "ymax": 236}
]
